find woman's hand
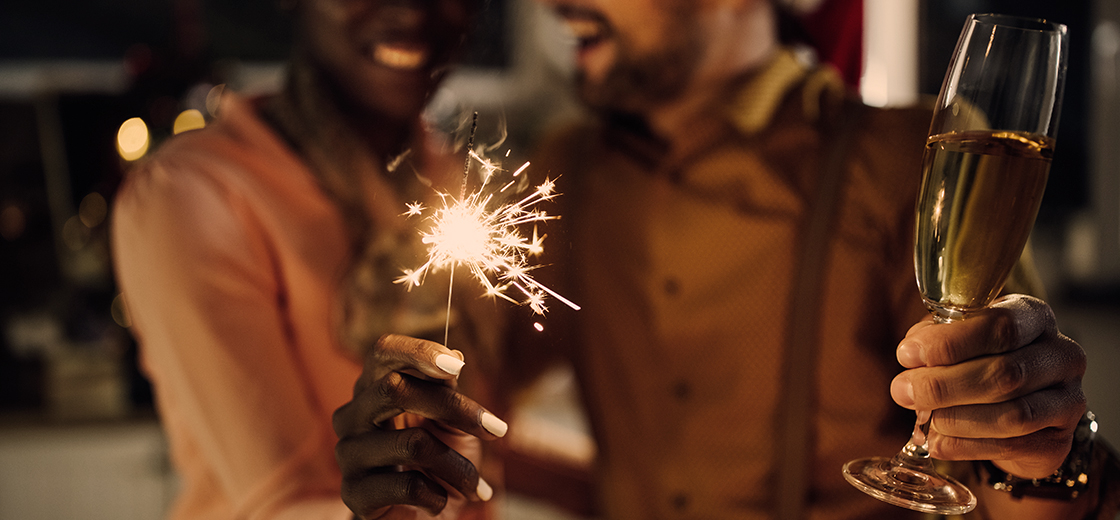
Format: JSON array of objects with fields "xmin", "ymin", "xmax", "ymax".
[{"xmin": 333, "ymin": 334, "xmax": 508, "ymax": 519}]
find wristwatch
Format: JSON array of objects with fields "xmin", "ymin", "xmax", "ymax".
[{"xmin": 981, "ymin": 411, "xmax": 1097, "ymax": 500}]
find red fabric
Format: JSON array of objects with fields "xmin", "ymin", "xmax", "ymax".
[{"xmin": 800, "ymin": 0, "xmax": 864, "ymax": 88}]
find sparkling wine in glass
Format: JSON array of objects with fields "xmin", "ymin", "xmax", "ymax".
[{"xmin": 843, "ymin": 13, "xmax": 1068, "ymax": 514}]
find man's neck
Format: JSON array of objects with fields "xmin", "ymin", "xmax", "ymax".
[{"xmin": 646, "ymin": 0, "xmax": 780, "ymax": 151}]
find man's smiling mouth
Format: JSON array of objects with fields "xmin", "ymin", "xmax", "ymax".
[{"xmin": 555, "ymin": 7, "xmax": 611, "ymax": 50}]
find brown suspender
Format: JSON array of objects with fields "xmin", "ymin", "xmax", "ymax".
[{"xmin": 776, "ymin": 99, "xmax": 864, "ymax": 520}]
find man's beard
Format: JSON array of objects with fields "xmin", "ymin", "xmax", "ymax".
[{"xmin": 576, "ymin": 13, "xmax": 702, "ymax": 115}]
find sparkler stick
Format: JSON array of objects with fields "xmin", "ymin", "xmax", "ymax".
[
  {"xmin": 444, "ymin": 112, "xmax": 477, "ymax": 346},
  {"xmin": 461, "ymin": 112, "xmax": 478, "ymax": 200},
  {"xmin": 396, "ymin": 114, "xmax": 579, "ymax": 348}
]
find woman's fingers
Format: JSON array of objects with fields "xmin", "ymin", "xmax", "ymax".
[
  {"xmin": 342, "ymin": 469, "xmax": 453, "ymax": 517},
  {"xmin": 337, "ymin": 427, "xmax": 489, "ymax": 507},
  {"xmin": 332, "ymin": 333, "xmax": 505, "ymax": 517},
  {"xmin": 334, "ymin": 371, "xmax": 506, "ymax": 439},
  {"xmin": 369, "ymin": 334, "xmax": 466, "ymax": 380}
]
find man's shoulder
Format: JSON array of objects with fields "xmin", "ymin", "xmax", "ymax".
[
  {"xmin": 852, "ymin": 101, "xmax": 935, "ymax": 180},
  {"xmin": 827, "ymin": 100, "xmax": 934, "ymax": 234},
  {"xmin": 859, "ymin": 101, "xmax": 934, "ymax": 146}
]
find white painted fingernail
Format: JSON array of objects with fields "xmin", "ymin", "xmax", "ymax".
[
  {"xmin": 480, "ymin": 412, "xmax": 508, "ymax": 437},
  {"xmin": 434, "ymin": 354, "xmax": 464, "ymax": 376},
  {"xmin": 476, "ymin": 477, "xmax": 493, "ymax": 501}
]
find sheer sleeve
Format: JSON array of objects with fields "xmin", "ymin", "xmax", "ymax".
[{"xmin": 111, "ymin": 157, "xmax": 352, "ymax": 520}]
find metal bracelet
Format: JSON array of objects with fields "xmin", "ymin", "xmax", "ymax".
[{"xmin": 982, "ymin": 411, "xmax": 1097, "ymax": 500}]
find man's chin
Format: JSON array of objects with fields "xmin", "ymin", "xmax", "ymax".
[{"xmin": 578, "ymin": 79, "xmax": 648, "ymax": 116}]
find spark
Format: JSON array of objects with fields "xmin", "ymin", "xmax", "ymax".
[
  {"xmin": 397, "ymin": 161, "xmax": 580, "ymax": 316},
  {"xmin": 397, "ymin": 113, "xmax": 578, "ymax": 349},
  {"xmin": 403, "ymin": 202, "xmax": 425, "ymax": 217}
]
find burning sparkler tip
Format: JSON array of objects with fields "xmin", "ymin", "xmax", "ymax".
[{"xmin": 398, "ymin": 120, "xmax": 578, "ymax": 322}]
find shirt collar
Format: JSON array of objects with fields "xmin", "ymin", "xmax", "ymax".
[
  {"xmin": 601, "ymin": 47, "xmax": 846, "ymax": 170},
  {"xmin": 727, "ymin": 47, "xmax": 832, "ymax": 136}
]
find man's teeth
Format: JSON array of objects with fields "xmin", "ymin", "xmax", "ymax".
[
  {"xmin": 563, "ymin": 18, "xmax": 605, "ymax": 46},
  {"xmin": 374, "ymin": 44, "xmax": 428, "ymax": 70}
]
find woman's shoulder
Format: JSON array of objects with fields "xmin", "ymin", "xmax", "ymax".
[
  {"xmin": 142, "ymin": 93, "xmax": 286, "ymax": 179},
  {"xmin": 119, "ymin": 92, "xmax": 314, "ymax": 219}
]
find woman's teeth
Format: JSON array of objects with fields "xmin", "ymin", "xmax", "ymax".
[{"xmin": 373, "ymin": 44, "xmax": 428, "ymax": 70}]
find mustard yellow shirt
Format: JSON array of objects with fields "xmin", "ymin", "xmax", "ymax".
[{"xmin": 541, "ymin": 50, "xmax": 936, "ymax": 519}]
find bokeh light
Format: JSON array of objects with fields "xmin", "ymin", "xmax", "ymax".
[
  {"xmin": 173, "ymin": 109, "xmax": 206, "ymax": 135},
  {"xmin": 205, "ymin": 84, "xmax": 225, "ymax": 117},
  {"xmin": 111, "ymin": 293, "xmax": 132, "ymax": 328},
  {"xmin": 62, "ymin": 215, "xmax": 91, "ymax": 251},
  {"xmin": 0, "ymin": 204, "xmax": 26, "ymax": 241},
  {"xmin": 117, "ymin": 117, "xmax": 150, "ymax": 161},
  {"xmin": 78, "ymin": 192, "xmax": 108, "ymax": 228}
]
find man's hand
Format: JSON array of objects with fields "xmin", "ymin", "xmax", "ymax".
[
  {"xmin": 333, "ymin": 334, "xmax": 508, "ymax": 519},
  {"xmin": 890, "ymin": 295, "xmax": 1087, "ymax": 479}
]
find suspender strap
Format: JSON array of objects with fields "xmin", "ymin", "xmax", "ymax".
[{"xmin": 776, "ymin": 99, "xmax": 864, "ymax": 520}]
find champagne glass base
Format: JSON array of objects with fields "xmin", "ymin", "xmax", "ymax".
[{"xmin": 843, "ymin": 456, "xmax": 976, "ymax": 515}]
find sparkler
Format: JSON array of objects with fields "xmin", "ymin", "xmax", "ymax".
[{"xmin": 396, "ymin": 114, "xmax": 580, "ymax": 346}]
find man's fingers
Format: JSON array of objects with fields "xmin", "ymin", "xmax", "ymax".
[
  {"xmin": 897, "ymin": 294, "xmax": 1056, "ymax": 368},
  {"xmin": 922, "ymin": 394, "xmax": 1079, "ymax": 479},
  {"xmin": 891, "ymin": 340, "xmax": 1084, "ymax": 410},
  {"xmin": 989, "ymin": 294, "xmax": 1058, "ymax": 347},
  {"xmin": 929, "ymin": 431, "xmax": 1072, "ymax": 479},
  {"xmin": 919, "ymin": 384, "xmax": 1085, "ymax": 480},
  {"xmin": 929, "ymin": 385, "xmax": 1086, "ymax": 439},
  {"xmin": 336, "ymin": 427, "xmax": 484, "ymax": 500},
  {"xmin": 898, "ymin": 309, "xmax": 1018, "ymax": 368}
]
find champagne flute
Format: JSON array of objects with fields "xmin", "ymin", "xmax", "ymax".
[{"xmin": 842, "ymin": 13, "xmax": 1068, "ymax": 514}]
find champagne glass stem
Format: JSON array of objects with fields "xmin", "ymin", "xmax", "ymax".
[
  {"xmin": 898, "ymin": 312, "xmax": 951, "ymax": 463},
  {"xmin": 902, "ymin": 410, "xmax": 932, "ymax": 461}
]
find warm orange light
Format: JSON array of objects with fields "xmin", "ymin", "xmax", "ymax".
[
  {"xmin": 117, "ymin": 117, "xmax": 150, "ymax": 161},
  {"xmin": 173, "ymin": 109, "xmax": 206, "ymax": 135}
]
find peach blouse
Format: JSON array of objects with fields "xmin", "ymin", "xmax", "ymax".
[{"xmin": 112, "ymin": 93, "xmax": 361, "ymax": 520}]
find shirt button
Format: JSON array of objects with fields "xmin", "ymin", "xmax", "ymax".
[
  {"xmin": 671, "ymin": 380, "xmax": 691, "ymax": 401},
  {"xmin": 663, "ymin": 277, "xmax": 680, "ymax": 296},
  {"xmin": 671, "ymin": 492, "xmax": 690, "ymax": 511}
]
